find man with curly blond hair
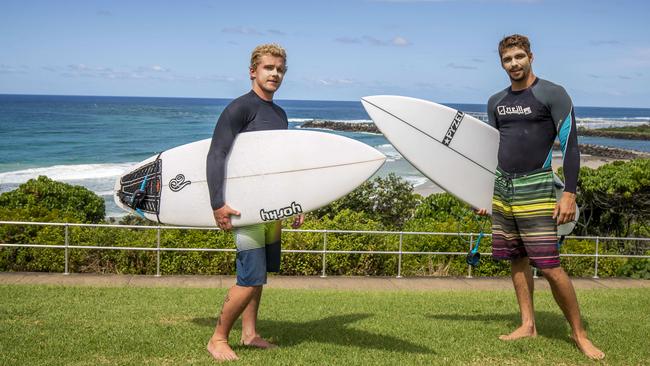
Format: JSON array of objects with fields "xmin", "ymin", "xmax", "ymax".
[{"xmin": 206, "ymin": 43, "xmax": 304, "ymax": 362}]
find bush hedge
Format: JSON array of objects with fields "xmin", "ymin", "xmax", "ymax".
[{"xmin": 1, "ymin": 160, "xmax": 648, "ymax": 277}]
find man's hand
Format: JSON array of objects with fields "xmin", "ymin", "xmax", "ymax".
[
  {"xmin": 474, "ymin": 208, "xmax": 489, "ymax": 216},
  {"xmin": 553, "ymin": 192, "xmax": 576, "ymax": 225},
  {"xmin": 291, "ymin": 214, "xmax": 305, "ymax": 229},
  {"xmin": 213, "ymin": 204, "xmax": 240, "ymax": 231}
]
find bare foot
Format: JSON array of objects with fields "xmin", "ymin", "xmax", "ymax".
[
  {"xmin": 241, "ymin": 334, "xmax": 277, "ymax": 349},
  {"xmin": 499, "ymin": 325, "xmax": 537, "ymax": 341},
  {"xmin": 572, "ymin": 335, "xmax": 605, "ymax": 360},
  {"xmin": 207, "ymin": 338, "xmax": 239, "ymax": 362}
]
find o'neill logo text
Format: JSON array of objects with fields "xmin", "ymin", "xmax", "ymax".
[
  {"xmin": 443, "ymin": 111, "xmax": 464, "ymax": 146},
  {"xmin": 497, "ymin": 105, "xmax": 532, "ymax": 116},
  {"xmin": 260, "ymin": 202, "xmax": 303, "ymax": 221},
  {"xmin": 169, "ymin": 174, "xmax": 191, "ymax": 192}
]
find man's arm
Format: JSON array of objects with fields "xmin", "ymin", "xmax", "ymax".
[
  {"xmin": 548, "ymin": 85, "xmax": 580, "ymax": 194},
  {"xmin": 544, "ymin": 83, "xmax": 580, "ymax": 224},
  {"xmin": 206, "ymin": 106, "xmax": 247, "ymax": 211}
]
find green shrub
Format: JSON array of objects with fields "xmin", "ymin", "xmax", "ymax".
[{"xmin": 1, "ymin": 169, "xmax": 648, "ymax": 277}]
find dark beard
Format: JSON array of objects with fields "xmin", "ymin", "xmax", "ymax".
[{"xmin": 508, "ymin": 69, "xmax": 528, "ymax": 82}]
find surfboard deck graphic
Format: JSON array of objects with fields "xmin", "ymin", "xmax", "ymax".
[
  {"xmin": 116, "ymin": 157, "xmax": 162, "ymax": 217},
  {"xmin": 114, "ymin": 130, "xmax": 386, "ymax": 227}
]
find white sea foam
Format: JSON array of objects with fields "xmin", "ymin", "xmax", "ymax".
[
  {"xmin": 576, "ymin": 117, "xmax": 650, "ymax": 129},
  {"xmin": 95, "ymin": 190, "xmax": 116, "ymax": 196},
  {"xmin": 375, "ymin": 144, "xmax": 402, "ymax": 162},
  {"xmin": 289, "ymin": 118, "xmax": 374, "ymax": 124},
  {"xmin": 402, "ymin": 175, "xmax": 428, "ymax": 187},
  {"xmin": 0, "ymin": 163, "xmax": 135, "ymax": 184}
]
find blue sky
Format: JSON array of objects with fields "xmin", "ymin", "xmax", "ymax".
[{"xmin": 1, "ymin": 0, "xmax": 649, "ymax": 107}]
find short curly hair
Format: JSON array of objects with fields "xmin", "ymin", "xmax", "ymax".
[
  {"xmin": 250, "ymin": 43, "xmax": 287, "ymax": 71},
  {"xmin": 498, "ymin": 34, "xmax": 531, "ymax": 58}
]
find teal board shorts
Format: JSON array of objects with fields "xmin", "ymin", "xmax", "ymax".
[{"xmin": 234, "ymin": 221, "xmax": 282, "ymax": 286}]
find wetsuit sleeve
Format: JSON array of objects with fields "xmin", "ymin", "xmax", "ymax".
[
  {"xmin": 548, "ymin": 86, "xmax": 580, "ymax": 193},
  {"xmin": 206, "ymin": 106, "xmax": 247, "ymax": 210}
]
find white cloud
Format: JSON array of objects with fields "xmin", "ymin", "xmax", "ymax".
[
  {"xmin": 335, "ymin": 37, "xmax": 364, "ymax": 44},
  {"xmin": 318, "ymin": 78, "xmax": 357, "ymax": 86},
  {"xmin": 392, "ymin": 36, "xmax": 411, "ymax": 47},
  {"xmin": 336, "ymin": 35, "xmax": 412, "ymax": 47},
  {"xmin": 447, "ymin": 63, "xmax": 478, "ymax": 70},
  {"xmin": 136, "ymin": 65, "xmax": 170, "ymax": 73},
  {"xmin": 0, "ymin": 64, "xmax": 28, "ymax": 74},
  {"xmin": 222, "ymin": 27, "xmax": 263, "ymax": 36},
  {"xmin": 57, "ymin": 63, "xmax": 238, "ymax": 84},
  {"xmin": 590, "ymin": 40, "xmax": 622, "ymax": 46}
]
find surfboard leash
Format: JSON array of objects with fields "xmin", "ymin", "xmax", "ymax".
[
  {"xmin": 466, "ymin": 230, "xmax": 484, "ymax": 267},
  {"xmin": 452, "ymin": 208, "xmax": 488, "ymax": 267},
  {"xmin": 131, "ymin": 175, "xmax": 148, "ymax": 218}
]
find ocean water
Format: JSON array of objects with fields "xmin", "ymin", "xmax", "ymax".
[{"xmin": 1, "ymin": 94, "xmax": 649, "ymax": 217}]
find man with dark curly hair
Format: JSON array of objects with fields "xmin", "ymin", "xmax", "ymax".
[{"xmin": 477, "ymin": 34, "xmax": 604, "ymax": 360}]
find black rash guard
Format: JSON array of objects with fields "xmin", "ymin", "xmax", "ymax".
[
  {"xmin": 206, "ymin": 90, "xmax": 288, "ymax": 210},
  {"xmin": 487, "ymin": 78, "xmax": 580, "ymax": 193}
]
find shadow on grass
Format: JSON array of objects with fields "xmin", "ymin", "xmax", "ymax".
[
  {"xmin": 426, "ymin": 310, "xmax": 590, "ymax": 344},
  {"xmin": 193, "ymin": 313, "xmax": 434, "ymax": 354}
]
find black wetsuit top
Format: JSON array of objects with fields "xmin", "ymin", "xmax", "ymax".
[
  {"xmin": 487, "ymin": 78, "xmax": 580, "ymax": 193},
  {"xmin": 206, "ymin": 90, "xmax": 288, "ymax": 209}
]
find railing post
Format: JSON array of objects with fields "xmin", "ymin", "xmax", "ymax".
[
  {"xmin": 156, "ymin": 227, "xmax": 161, "ymax": 277},
  {"xmin": 593, "ymin": 236, "xmax": 600, "ymax": 279},
  {"xmin": 320, "ymin": 231, "xmax": 328, "ymax": 278},
  {"xmin": 397, "ymin": 232, "xmax": 403, "ymax": 278},
  {"xmin": 466, "ymin": 234, "xmax": 473, "ymax": 279},
  {"xmin": 64, "ymin": 224, "xmax": 69, "ymax": 275}
]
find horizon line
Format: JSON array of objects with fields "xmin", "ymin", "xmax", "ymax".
[{"xmin": 1, "ymin": 93, "xmax": 649, "ymax": 110}]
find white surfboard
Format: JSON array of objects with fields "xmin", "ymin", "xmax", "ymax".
[
  {"xmin": 114, "ymin": 130, "xmax": 385, "ymax": 227},
  {"xmin": 361, "ymin": 95, "xmax": 499, "ymax": 212},
  {"xmin": 361, "ymin": 95, "xmax": 578, "ymax": 236}
]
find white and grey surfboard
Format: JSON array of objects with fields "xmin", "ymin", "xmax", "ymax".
[
  {"xmin": 362, "ymin": 95, "xmax": 499, "ymax": 212},
  {"xmin": 114, "ymin": 130, "xmax": 386, "ymax": 227},
  {"xmin": 361, "ymin": 95, "xmax": 578, "ymax": 236}
]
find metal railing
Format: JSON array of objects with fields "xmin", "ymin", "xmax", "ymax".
[{"xmin": 1, "ymin": 220, "xmax": 649, "ymax": 278}]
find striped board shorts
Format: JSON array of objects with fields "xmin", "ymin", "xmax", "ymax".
[{"xmin": 491, "ymin": 167, "xmax": 560, "ymax": 269}]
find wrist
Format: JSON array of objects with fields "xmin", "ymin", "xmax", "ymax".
[{"xmin": 562, "ymin": 191, "xmax": 576, "ymax": 200}]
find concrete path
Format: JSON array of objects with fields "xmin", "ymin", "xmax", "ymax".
[{"xmin": 1, "ymin": 272, "xmax": 648, "ymax": 291}]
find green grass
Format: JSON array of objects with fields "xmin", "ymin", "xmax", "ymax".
[{"xmin": 1, "ymin": 285, "xmax": 648, "ymax": 365}]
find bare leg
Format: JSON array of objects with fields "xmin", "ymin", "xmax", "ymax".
[
  {"xmin": 500, "ymin": 257, "xmax": 537, "ymax": 340},
  {"xmin": 540, "ymin": 267, "xmax": 605, "ymax": 360},
  {"xmin": 240, "ymin": 286, "xmax": 276, "ymax": 348},
  {"xmin": 206, "ymin": 285, "xmax": 259, "ymax": 361}
]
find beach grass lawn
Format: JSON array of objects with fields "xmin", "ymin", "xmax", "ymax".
[{"xmin": 1, "ymin": 285, "xmax": 648, "ymax": 365}]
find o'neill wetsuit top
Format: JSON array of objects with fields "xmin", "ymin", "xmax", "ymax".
[
  {"xmin": 487, "ymin": 78, "xmax": 580, "ymax": 193},
  {"xmin": 206, "ymin": 90, "xmax": 288, "ymax": 210}
]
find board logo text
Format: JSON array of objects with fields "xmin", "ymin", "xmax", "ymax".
[
  {"xmin": 169, "ymin": 174, "xmax": 191, "ymax": 192},
  {"xmin": 443, "ymin": 111, "xmax": 464, "ymax": 146},
  {"xmin": 260, "ymin": 202, "xmax": 303, "ymax": 221}
]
